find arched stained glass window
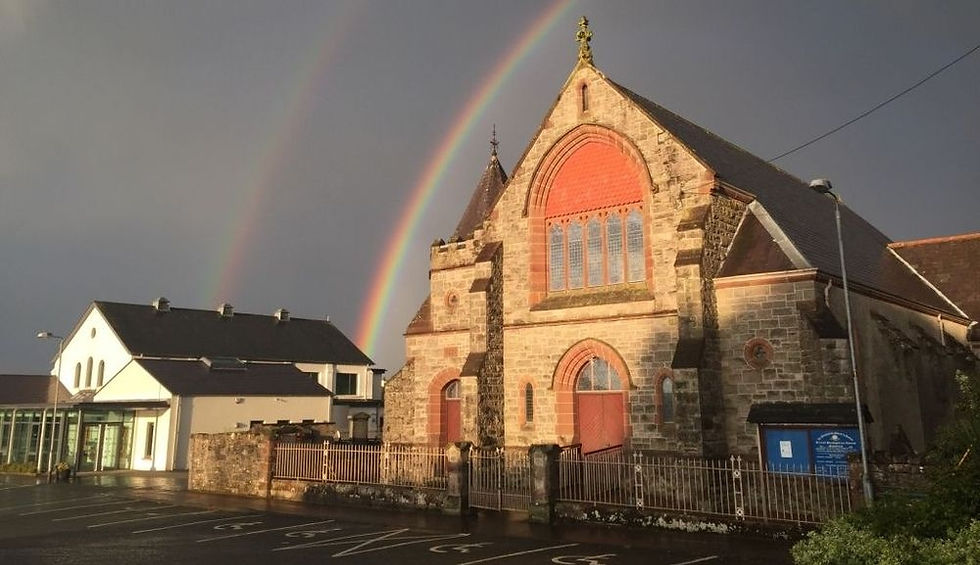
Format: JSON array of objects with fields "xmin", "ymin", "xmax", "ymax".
[
  {"xmin": 626, "ymin": 210, "xmax": 644, "ymax": 282},
  {"xmin": 587, "ymin": 218, "xmax": 602, "ymax": 286},
  {"xmin": 567, "ymin": 221, "xmax": 584, "ymax": 289},
  {"xmin": 97, "ymin": 360, "xmax": 105, "ymax": 387},
  {"xmin": 524, "ymin": 384, "xmax": 534, "ymax": 423},
  {"xmin": 661, "ymin": 377, "xmax": 674, "ymax": 423},
  {"xmin": 549, "ymin": 224, "xmax": 565, "ymax": 291},
  {"xmin": 607, "ymin": 213, "xmax": 623, "ymax": 284},
  {"xmin": 74, "ymin": 363, "xmax": 81, "ymax": 388},
  {"xmin": 575, "ymin": 357, "xmax": 623, "ymax": 391}
]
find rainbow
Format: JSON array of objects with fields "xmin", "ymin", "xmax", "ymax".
[
  {"xmin": 208, "ymin": 5, "xmax": 366, "ymax": 305},
  {"xmin": 355, "ymin": 0, "xmax": 574, "ymax": 356}
]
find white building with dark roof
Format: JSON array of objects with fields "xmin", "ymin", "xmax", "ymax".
[{"xmin": 40, "ymin": 298, "xmax": 381, "ymax": 472}]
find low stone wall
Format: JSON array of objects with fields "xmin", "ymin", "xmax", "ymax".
[
  {"xmin": 188, "ymin": 431, "xmax": 273, "ymax": 498},
  {"xmin": 271, "ymin": 478, "xmax": 447, "ymax": 511}
]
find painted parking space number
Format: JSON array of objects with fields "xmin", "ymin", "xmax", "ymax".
[
  {"xmin": 213, "ymin": 521, "xmax": 263, "ymax": 530},
  {"xmin": 552, "ymin": 554, "xmax": 617, "ymax": 565},
  {"xmin": 429, "ymin": 542, "xmax": 492, "ymax": 554}
]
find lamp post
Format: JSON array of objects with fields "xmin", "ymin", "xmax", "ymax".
[
  {"xmin": 809, "ymin": 179, "xmax": 874, "ymax": 503},
  {"xmin": 36, "ymin": 331, "xmax": 64, "ymax": 482}
]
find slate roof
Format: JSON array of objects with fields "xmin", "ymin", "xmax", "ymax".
[
  {"xmin": 0, "ymin": 374, "xmax": 72, "ymax": 405},
  {"xmin": 133, "ymin": 358, "xmax": 331, "ymax": 397},
  {"xmin": 608, "ymin": 80, "xmax": 961, "ymax": 317},
  {"xmin": 452, "ymin": 153, "xmax": 508, "ymax": 240},
  {"xmin": 890, "ymin": 232, "xmax": 980, "ymax": 320},
  {"xmin": 747, "ymin": 402, "xmax": 874, "ymax": 425},
  {"xmin": 91, "ymin": 301, "xmax": 372, "ymax": 365}
]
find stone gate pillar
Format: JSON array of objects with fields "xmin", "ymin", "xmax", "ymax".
[
  {"xmin": 443, "ymin": 441, "xmax": 472, "ymax": 515},
  {"xmin": 528, "ymin": 444, "xmax": 560, "ymax": 524}
]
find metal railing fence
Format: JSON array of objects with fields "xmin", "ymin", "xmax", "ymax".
[
  {"xmin": 272, "ymin": 441, "xmax": 448, "ymax": 490},
  {"xmin": 557, "ymin": 450, "xmax": 852, "ymax": 525}
]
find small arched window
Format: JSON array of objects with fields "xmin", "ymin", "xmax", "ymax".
[
  {"xmin": 85, "ymin": 357, "xmax": 93, "ymax": 388},
  {"xmin": 444, "ymin": 379, "xmax": 460, "ymax": 400},
  {"xmin": 74, "ymin": 363, "xmax": 81, "ymax": 388},
  {"xmin": 660, "ymin": 377, "xmax": 674, "ymax": 423},
  {"xmin": 568, "ymin": 221, "xmax": 584, "ymax": 289},
  {"xmin": 524, "ymin": 384, "xmax": 534, "ymax": 423},
  {"xmin": 97, "ymin": 360, "xmax": 105, "ymax": 387},
  {"xmin": 627, "ymin": 209, "xmax": 645, "ymax": 282},
  {"xmin": 580, "ymin": 83, "xmax": 589, "ymax": 112},
  {"xmin": 549, "ymin": 224, "xmax": 565, "ymax": 291},
  {"xmin": 607, "ymin": 213, "xmax": 624, "ymax": 284}
]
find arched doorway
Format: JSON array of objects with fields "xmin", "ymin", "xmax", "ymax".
[
  {"xmin": 440, "ymin": 379, "xmax": 461, "ymax": 445},
  {"xmin": 574, "ymin": 357, "xmax": 625, "ymax": 453}
]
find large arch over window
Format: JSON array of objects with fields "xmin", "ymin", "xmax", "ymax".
[
  {"xmin": 526, "ymin": 125, "xmax": 653, "ymax": 303},
  {"xmin": 551, "ymin": 339, "xmax": 632, "ymax": 448}
]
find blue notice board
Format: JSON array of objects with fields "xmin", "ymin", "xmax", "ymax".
[
  {"xmin": 763, "ymin": 428, "xmax": 811, "ymax": 472},
  {"xmin": 811, "ymin": 428, "xmax": 859, "ymax": 477}
]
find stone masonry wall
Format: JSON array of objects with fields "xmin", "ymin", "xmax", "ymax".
[
  {"xmin": 715, "ymin": 278, "xmax": 827, "ymax": 455},
  {"xmin": 188, "ymin": 431, "xmax": 273, "ymax": 498}
]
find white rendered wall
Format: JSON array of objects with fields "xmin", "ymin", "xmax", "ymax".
[
  {"xmin": 94, "ymin": 361, "xmax": 172, "ymax": 402},
  {"xmin": 55, "ymin": 305, "xmax": 132, "ymax": 395},
  {"xmin": 130, "ymin": 410, "xmax": 170, "ymax": 471},
  {"xmin": 182, "ymin": 395, "xmax": 331, "ymax": 435}
]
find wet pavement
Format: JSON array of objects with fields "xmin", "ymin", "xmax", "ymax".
[{"xmin": 0, "ymin": 472, "xmax": 794, "ymax": 564}]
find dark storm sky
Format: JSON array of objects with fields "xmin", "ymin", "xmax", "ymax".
[{"xmin": 1, "ymin": 1, "xmax": 977, "ymax": 374}]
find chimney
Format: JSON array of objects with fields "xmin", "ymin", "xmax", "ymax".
[
  {"xmin": 152, "ymin": 297, "xmax": 171, "ymax": 313},
  {"xmin": 217, "ymin": 303, "xmax": 234, "ymax": 318},
  {"xmin": 274, "ymin": 308, "xmax": 290, "ymax": 323}
]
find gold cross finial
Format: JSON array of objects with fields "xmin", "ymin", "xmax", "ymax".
[{"xmin": 576, "ymin": 16, "xmax": 593, "ymax": 64}]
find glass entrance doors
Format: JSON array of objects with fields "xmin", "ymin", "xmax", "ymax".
[{"xmin": 77, "ymin": 421, "xmax": 130, "ymax": 472}]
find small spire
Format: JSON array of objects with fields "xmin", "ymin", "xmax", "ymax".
[
  {"xmin": 490, "ymin": 124, "xmax": 499, "ymax": 158},
  {"xmin": 576, "ymin": 16, "xmax": 593, "ymax": 64}
]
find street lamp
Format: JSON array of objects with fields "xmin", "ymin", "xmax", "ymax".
[
  {"xmin": 36, "ymin": 331, "xmax": 64, "ymax": 482},
  {"xmin": 809, "ymin": 179, "xmax": 874, "ymax": 503}
]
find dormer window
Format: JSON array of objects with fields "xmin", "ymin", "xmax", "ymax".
[{"xmin": 336, "ymin": 372, "xmax": 358, "ymax": 396}]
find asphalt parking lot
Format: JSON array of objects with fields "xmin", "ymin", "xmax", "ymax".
[{"xmin": 0, "ymin": 474, "xmax": 793, "ymax": 565}]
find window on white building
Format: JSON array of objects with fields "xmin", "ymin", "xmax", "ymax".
[{"xmin": 335, "ymin": 372, "xmax": 358, "ymax": 396}]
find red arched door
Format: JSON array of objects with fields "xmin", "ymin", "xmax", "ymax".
[
  {"xmin": 575, "ymin": 357, "xmax": 624, "ymax": 453},
  {"xmin": 440, "ymin": 379, "xmax": 461, "ymax": 445}
]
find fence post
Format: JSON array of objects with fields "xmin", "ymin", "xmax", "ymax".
[
  {"xmin": 528, "ymin": 444, "xmax": 559, "ymax": 524},
  {"xmin": 633, "ymin": 452, "xmax": 644, "ymax": 509},
  {"xmin": 443, "ymin": 441, "xmax": 472, "ymax": 516},
  {"xmin": 731, "ymin": 455, "xmax": 745, "ymax": 520}
]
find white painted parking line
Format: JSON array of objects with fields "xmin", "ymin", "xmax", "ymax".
[
  {"xmin": 0, "ymin": 484, "xmax": 37, "ymax": 491},
  {"xmin": 197, "ymin": 520, "xmax": 335, "ymax": 543},
  {"xmin": 457, "ymin": 544, "xmax": 580, "ymax": 565},
  {"xmin": 668, "ymin": 557, "xmax": 719, "ymax": 565},
  {"xmin": 132, "ymin": 513, "xmax": 264, "ymax": 534},
  {"xmin": 22, "ymin": 499, "xmax": 134, "ymax": 515},
  {"xmin": 0, "ymin": 495, "xmax": 112, "ymax": 512},
  {"xmin": 53, "ymin": 503, "xmax": 177, "ymax": 522},
  {"xmin": 274, "ymin": 528, "xmax": 470, "ymax": 555},
  {"xmin": 89, "ymin": 508, "xmax": 216, "ymax": 528}
]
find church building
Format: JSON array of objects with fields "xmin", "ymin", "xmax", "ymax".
[{"xmin": 383, "ymin": 19, "xmax": 977, "ymax": 467}]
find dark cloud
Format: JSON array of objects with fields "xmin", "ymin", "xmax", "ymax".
[{"xmin": 2, "ymin": 1, "xmax": 978, "ymax": 373}]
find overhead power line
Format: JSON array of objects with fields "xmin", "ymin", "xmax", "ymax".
[{"xmin": 768, "ymin": 41, "xmax": 980, "ymax": 163}]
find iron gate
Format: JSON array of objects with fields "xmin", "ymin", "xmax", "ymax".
[{"xmin": 468, "ymin": 447, "xmax": 531, "ymax": 512}]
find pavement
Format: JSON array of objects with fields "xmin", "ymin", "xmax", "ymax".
[{"xmin": 0, "ymin": 472, "xmax": 795, "ymax": 564}]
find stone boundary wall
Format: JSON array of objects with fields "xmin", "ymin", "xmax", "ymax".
[
  {"xmin": 271, "ymin": 479, "xmax": 447, "ymax": 511},
  {"xmin": 188, "ymin": 431, "xmax": 274, "ymax": 498}
]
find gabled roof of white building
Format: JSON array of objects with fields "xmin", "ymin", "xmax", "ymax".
[
  {"xmin": 131, "ymin": 358, "xmax": 332, "ymax": 396},
  {"xmin": 77, "ymin": 300, "xmax": 372, "ymax": 365}
]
